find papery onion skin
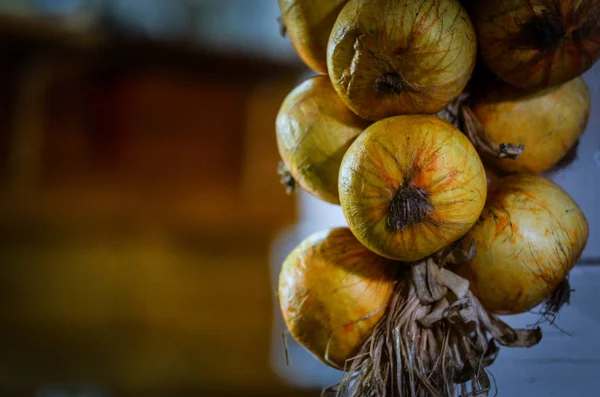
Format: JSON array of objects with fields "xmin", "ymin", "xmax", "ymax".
[
  {"xmin": 454, "ymin": 174, "xmax": 589, "ymax": 315},
  {"xmin": 279, "ymin": 0, "xmax": 349, "ymax": 73},
  {"xmin": 339, "ymin": 115, "xmax": 487, "ymax": 262},
  {"xmin": 276, "ymin": 75, "xmax": 369, "ymax": 204},
  {"xmin": 327, "ymin": 0, "xmax": 477, "ymax": 121},
  {"xmin": 472, "ymin": 0, "xmax": 600, "ymax": 89},
  {"xmin": 278, "ymin": 227, "xmax": 397, "ymax": 369},
  {"xmin": 472, "ymin": 77, "xmax": 590, "ymax": 174}
]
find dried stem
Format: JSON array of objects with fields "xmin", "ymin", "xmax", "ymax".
[
  {"xmin": 438, "ymin": 94, "xmax": 525, "ymax": 161},
  {"xmin": 330, "ymin": 248, "xmax": 542, "ymax": 397},
  {"xmin": 461, "ymin": 106, "xmax": 524, "ymax": 160}
]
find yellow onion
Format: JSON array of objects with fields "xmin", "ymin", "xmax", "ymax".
[
  {"xmin": 278, "ymin": 227, "xmax": 397, "ymax": 369},
  {"xmin": 454, "ymin": 174, "xmax": 589, "ymax": 315},
  {"xmin": 276, "ymin": 75, "xmax": 369, "ymax": 204},
  {"xmin": 472, "ymin": 0, "xmax": 600, "ymax": 89},
  {"xmin": 327, "ymin": 0, "xmax": 477, "ymax": 121},
  {"xmin": 278, "ymin": 0, "xmax": 349, "ymax": 73},
  {"xmin": 468, "ymin": 77, "xmax": 590, "ymax": 174},
  {"xmin": 339, "ymin": 115, "xmax": 487, "ymax": 262}
]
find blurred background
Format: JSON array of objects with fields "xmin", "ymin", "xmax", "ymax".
[
  {"xmin": 0, "ymin": 1, "xmax": 598, "ymax": 397},
  {"xmin": 0, "ymin": 1, "xmax": 308, "ymax": 396}
]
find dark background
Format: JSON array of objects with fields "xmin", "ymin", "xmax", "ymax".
[{"xmin": 0, "ymin": 1, "xmax": 312, "ymax": 396}]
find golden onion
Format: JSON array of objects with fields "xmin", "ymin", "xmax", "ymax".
[
  {"xmin": 276, "ymin": 75, "xmax": 369, "ymax": 204},
  {"xmin": 278, "ymin": 227, "xmax": 397, "ymax": 369},
  {"xmin": 278, "ymin": 0, "xmax": 349, "ymax": 73},
  {"xmin": 469, "ymin": 77, "xmax": 590, "ymax": 174},
  {"xmin": 327, "ymin": 0, "xmax": 477, "ymax": 121},
  {"xmin": 454, "ymin": 174, "xmax": 588, "ymax": 314},
  {"xmin": 339, "ymin": 115, "xmax": 487, "ymax": 261}
]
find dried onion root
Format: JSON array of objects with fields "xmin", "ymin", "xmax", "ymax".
[
  {"xmin": 536, "ymin": 275, "xmax": 574, "ymax": 328},
  {"xmin": 328, "ymin": 246, "xmax": 542, "ymax": 397}
]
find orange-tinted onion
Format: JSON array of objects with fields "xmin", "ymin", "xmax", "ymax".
[
  {"xmin": 454, "ymin": 174, "xmax": 588, "ymax": 314},
  {"xmin": 278, "ymin": 228, "xmax": 397, "ymax": 369},
  {"xmin": 339, "ymin": 115, "xmax": 487, "ymax": 262},
  {"xmin": 327, "ymin": 0, "xmax": 476, "ymax": 121},
  {"xmin": 472, "ymin": 0, "xmax": 600, "ymax": 89},
  {"xmin": 470, "ymin": 77, "xmax": 590, "ymax": 174}
]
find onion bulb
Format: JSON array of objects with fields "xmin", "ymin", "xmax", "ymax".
[
  {"xmin": 467, "ymin": 77, "xmax": 590, "ymax": 174},
  {"xmin": 278, "ymin": 228, "xmax": 397, "ymax": 369},
  {"xmin": 472, "ymin": 0, "xmax": 600, "ymax": 89},
  {"xmin": 327, "ymin": 0, "xmax": 477, "ymax": 121},
  {"xmin": 276, "ymin": 75, "xmax": 369, "ymax": 204},
  {"xmin": 278, "ymin": 0, "xmax": 349, "ymax": 73},
  {"xmin": 339, "ymin": 115, "xmax": 487, "ymax": 262},
  {"xmin": 454, "ymin": 174, "xmax": 589, "ymax": 315}
]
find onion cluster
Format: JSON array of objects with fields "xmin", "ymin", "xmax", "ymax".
[{"xmin": 274, "ymin": 0, "xmax": 594, "ymax": 395}]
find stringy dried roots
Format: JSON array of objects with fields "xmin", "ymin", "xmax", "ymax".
[
  {"xmin": 538, "ymin": 275, "xmax": 573, "ymax": 326},
  {"xmin": 326, "ymin": 256, "xmax": 542, "ymax": 397}
]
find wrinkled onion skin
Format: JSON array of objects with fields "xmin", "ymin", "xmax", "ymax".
[
  {"xmin": 473, "ymin": 0, "xmax": 600, "ymax": 89},
  {"xmin": 278, "ymin": 228, "xmax": 397, "ymax": 369},
  {"xmin": 455, "ymin": 174, "xmax": 589, "ymax": 315},
  {"xmin": 339, "ymin": 115, "xmax": 487, "ymax": 262},
  {"xmin": 472, "ymin": 77, "xmax": 590, "ymax": 174},
  {"xmin": 276, "ymin": 76, "xmax": 368, "ymax": 204},
  {"xmin": 279, "ymin": 0, "xmax": 349, "ymax": 73},
  {"xmin": 327, "ymin": 0, "xmax": 476, "ymax": 121}
]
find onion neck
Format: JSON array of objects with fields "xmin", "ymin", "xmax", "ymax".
[
  {"xmin": 375, "ymin": 72, "xmax": 404, "ymax": 95},
  {"xmin": 387, "ymin": 184, "xmax": 433, "ymax": 231},
  {"xmin": 519, "ymin": 9, "xmax": 566, "ymax": 49}
]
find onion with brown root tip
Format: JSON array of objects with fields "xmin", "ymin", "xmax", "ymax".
[
  {"xmin": 278, "ymin": 227, "xmax": 398, "ymax": 370},
  {"xmin": 276, "ymin": 75, "xmax": 369, "ymax": 204},
  {"xmin": 453, "ymin": 174, "xmax": 589, "ymax": 316},
  {"xmin": 327, "ymin": 0, "xmax": 477, "ymax": 121},
  {"xmin": 339, "ymin": 115, "xmax": 487, "ymax": 262},
  {"xmin": 464, "ymin": 77, "xmax": 591, "ymax": 175},
  {"xmin": 278, "ymin": 0, "xmax": 349, "ymax": 73},
  {"xmin": 439, "ymin": 74, "xmax": 591, "ymax": 174},
  {"xmin": 331, "ymin": 245, "xmax": 543, "ymax": 397},
  {"xmin": 471, "ymin": 0, "xmax": 600, "ymax": 90}
]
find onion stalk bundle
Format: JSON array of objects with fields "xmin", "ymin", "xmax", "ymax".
[{"xmin": 331, "ymin": 246, "xmax": 542, "ymax": 397}]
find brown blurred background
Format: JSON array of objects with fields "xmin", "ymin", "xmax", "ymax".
[{"xmin": 0, "ymin": 1, "xmax": 317, "ymax": 396}]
